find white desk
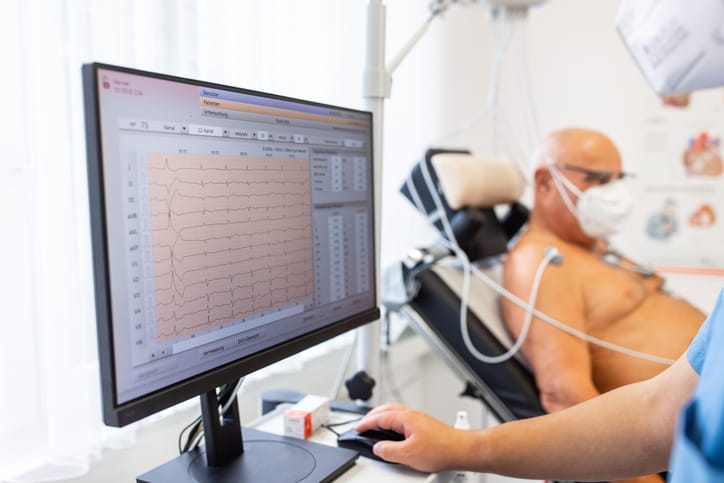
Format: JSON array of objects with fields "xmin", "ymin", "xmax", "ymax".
[{"xmin": 250, "ymin": 406, "xmax": 438, "ymax": 483}]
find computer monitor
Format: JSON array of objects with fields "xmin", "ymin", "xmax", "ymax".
[{"xmin": 82, "ymin": 63, "xmax": 379, "ymax": 482}]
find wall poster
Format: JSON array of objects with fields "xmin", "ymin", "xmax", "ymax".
[{"xmin": 620, "ymin": 89, "xmax": 724, "ymax": 275}]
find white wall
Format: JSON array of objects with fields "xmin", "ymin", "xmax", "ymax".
[
  {"xmin": 379, "ymin": 0, "xmax": 649, "ymax": 267},
  {"xmin": 379, "ymin": 0, "xmax": 723, "ymax": 307}
]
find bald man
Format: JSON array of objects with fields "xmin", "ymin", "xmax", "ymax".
[
  {"xmin": 353, "ymin": 129, "xmax": 704, "ymax": 483},
  {"xmin": 502, "ymin": 128, "xmax": 705, "ymax": 416}
]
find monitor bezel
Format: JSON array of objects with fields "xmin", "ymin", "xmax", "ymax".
[{"xmin": 82, "ymin": 62, "xmax": 379, "ymax": 427}]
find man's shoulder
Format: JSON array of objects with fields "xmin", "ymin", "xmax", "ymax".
[
  {"xmin": 504, "ymin": 231, "xmax": 583, "ymax": 281},
  {"xmin": 507, "ymin": 230, "xmax": 577, "ymax": 262}
]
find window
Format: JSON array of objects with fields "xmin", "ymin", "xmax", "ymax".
[{"xmin": 0, "ymin": 1, "xmax": 367, "ymax": 479}]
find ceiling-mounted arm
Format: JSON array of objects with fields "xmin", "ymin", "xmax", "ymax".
[
  {"xmin": 363, "ymin": 0, "xmax": 546, "ymax": 103},
  {"xmin": 364, "ymin": 0, "xmax": 455, "ymax": 103},
  {"xmin": 386, "ymin": 1, "xmax": 457, "ymax": 76}
]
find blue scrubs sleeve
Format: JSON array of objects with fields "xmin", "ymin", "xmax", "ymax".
[
  {"xmin": 670, "ymin": 289, "xmax": 724, "ymax": 482},
  {"xmin": 686, "ymin": 297, "xmax": 716, "ymax": 375}
]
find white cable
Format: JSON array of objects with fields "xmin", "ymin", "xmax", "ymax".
[
  {"xmin": 486, "ymin": 11, "xmax": 539, "ymax": 175},
  {"xmin": 467, "ymin": 265, "xmax": 674, "ymax": 365},
  {"xmin": 602, "ymin": 252, "xmax": 656, "ymax": 278},
  {"xmin": 497, "ymin": 107, "xmax": 529, "ymax": 174},
  {"xmin": 330, "ymin": 331, "xmax": 358, "ymax": 400},
  {"xmin": 460, "ymin": 245, "xmax": 558, "ymax": 363},
  {"xmin": 380, "ymin": 310, "xmax": 408, "ymax": 405},
  {"xmin": 431, "ymin": 110, "xmax": 486, "ymax": 146},
  {"xmin": 417, "ymin": 155, "xmax": 675, "ymax": 366},
  {"xmin": 487, "ymin": 10, "xmax": 514, "ymax": 155},
  {"xmin": 495, "ymin": 16, "xmax": 538, "ymax": 171},
  {"xmin": 520, "ymin": 21, "xmax": 541, "ymax": 148},
  {"xmin": 429, "ymin": 14, "xmax": 534, "ymax": 156},
  {"xmin": 189, "ymin": 377, "xmax": 247, "ymax": 452},
  {"xmin": 433, "ymin": 235, "xmax": 674, "ymax": 365},
  {"xmin": 220, "ymin": 377, "xmax": 245, "ymax": 416},
  {"xmin": 189, "ymin": 428, "xmax": 204, "ymax": 450},
  {"xmin": 429, "ymin": 106, "xmax": 527, "ymax": 161},
  {"xmin": 419, "ymin": 154, "xmax": 530, "ymax": 364},
  {"xmin": 506, "ymin": 14, "xmax": 537, "ymax": 157}
]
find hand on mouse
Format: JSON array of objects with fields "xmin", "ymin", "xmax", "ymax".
[{"xmin": 355, "ymin": 403, "xmax": 477, "ymax": 472}]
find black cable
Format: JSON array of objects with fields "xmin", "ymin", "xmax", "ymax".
[
  {"xmin": 324, "ymin": 416, "xmax": 362, "ymax": 428},
  {"xmin": 321, "ymin": 416, "xmax": 363, "ymax": 437},
  {"xmin": 181, "ymin": 419, "xmax": 203, "ymax": 454},
  {"xmin": 383, "ymin": 310, "xmax": 392, "ymax": 350},
  {"xmin": 321, "ymin": 424, "xmax": 340, "ymax": 436},
  {"xmin": 178, "ymin": 415, "xmax": 202, "ymax": 454},
  {"xmin": 217, "ymin": 382, "xmax": 234, "ymax": 406},
  {"xmin": 178, "ymin": 380, "xmax": 241, "ymax": 454}
]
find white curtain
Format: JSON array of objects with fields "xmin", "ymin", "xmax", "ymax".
[{"xmin": 0, "ymin": 0, "xmax": 367, "ymax": 480}]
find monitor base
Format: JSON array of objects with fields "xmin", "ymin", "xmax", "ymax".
[{"xmin": 137, "ymin": 427, "xmax": 358, "ymax": 483}]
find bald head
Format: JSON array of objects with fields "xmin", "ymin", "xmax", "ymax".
[
  {"xmin": 533, "ymin": 128, "xmax": 622, "ymax": 173},
  {"xmin": 528, "ymin": 128, "xmax": 624, "ymax": 247}
]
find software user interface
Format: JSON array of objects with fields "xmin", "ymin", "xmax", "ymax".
[{"xmin": 95, "ymin": 68, "xmax": 375, "ymax": 404}]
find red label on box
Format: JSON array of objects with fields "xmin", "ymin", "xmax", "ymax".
[{"xmin": 284, "ymin": 409, "xmax": 313, "ymax": 439}]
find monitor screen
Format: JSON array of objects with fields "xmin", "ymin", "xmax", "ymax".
[{"xmin": 83, "ymin": 63, "xmax": 379, "ymax": 427}]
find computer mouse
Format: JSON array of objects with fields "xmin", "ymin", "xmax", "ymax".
[{"xmin": 336, "ymin": 428, "xmax": 405, "ymax": 463}]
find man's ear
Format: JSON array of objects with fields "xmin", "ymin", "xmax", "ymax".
[{"xmin": 533, "ymin": 167, "xmax": 552, "ymax": 192}]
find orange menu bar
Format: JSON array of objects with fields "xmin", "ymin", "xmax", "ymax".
[{"xmin": 199, "ymin": 97, "xmax": 369, "ymax": 129}]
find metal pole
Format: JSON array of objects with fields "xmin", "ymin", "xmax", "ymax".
[{"xmin": 356, "ymin": 0, "xmax": 389, "ymax": 405}]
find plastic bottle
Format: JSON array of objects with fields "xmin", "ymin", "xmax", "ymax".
[{"xmin": 448, "ymin": 411, "xmax": 475, "ymax": 483}]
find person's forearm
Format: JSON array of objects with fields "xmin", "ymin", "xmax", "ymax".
[
  {"xmin": 462, "ymin": 377, "xmax": 679, "ymax": 480},
  {"xmin": 355, "ymin": 357, "xmax": 695, "ymax": 478}
]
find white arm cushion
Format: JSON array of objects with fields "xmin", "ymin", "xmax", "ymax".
[{"xmin": 431, "ymin": 153, "xmax": 525, "ymax": 209}]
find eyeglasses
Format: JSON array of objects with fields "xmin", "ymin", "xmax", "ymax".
[{"xmin": 554, "ymin": 163, "xmax": 633, "ymax": 185}]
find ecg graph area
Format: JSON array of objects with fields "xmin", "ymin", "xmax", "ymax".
[{"xmin": 147, "ymin": 153, "xmax": 313, "ymax": 344}]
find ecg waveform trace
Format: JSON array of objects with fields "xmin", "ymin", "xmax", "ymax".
[{"xmin": 147, "ymin": 153, "xmax": 314, "ymax": 344}]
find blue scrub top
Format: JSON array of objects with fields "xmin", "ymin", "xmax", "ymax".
[{"xmin": 669, "ymin": 289, "xmax": 724, "ymax": 482}]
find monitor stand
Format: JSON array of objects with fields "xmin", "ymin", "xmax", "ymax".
[{"xmin": 137, "ymin": 389, "xmax": 358, "ymax": 483}]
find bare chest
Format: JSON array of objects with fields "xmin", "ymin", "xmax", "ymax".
[{"xmin": 577, "ymin": 259, "xmax": 658, "ymax": 331}]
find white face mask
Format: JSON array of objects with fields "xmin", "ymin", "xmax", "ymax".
[
  {"xmin": 617, "ymin": 0, "xmax": 724, "ymax": 95},
  {"xmin": 548, "ymin": 164, "xmax": 633, "ymax": 240}
]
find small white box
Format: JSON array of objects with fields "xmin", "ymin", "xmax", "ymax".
[{"xmin": 283, "ymin": 395, "xmax": 330, "ymax": 439}]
